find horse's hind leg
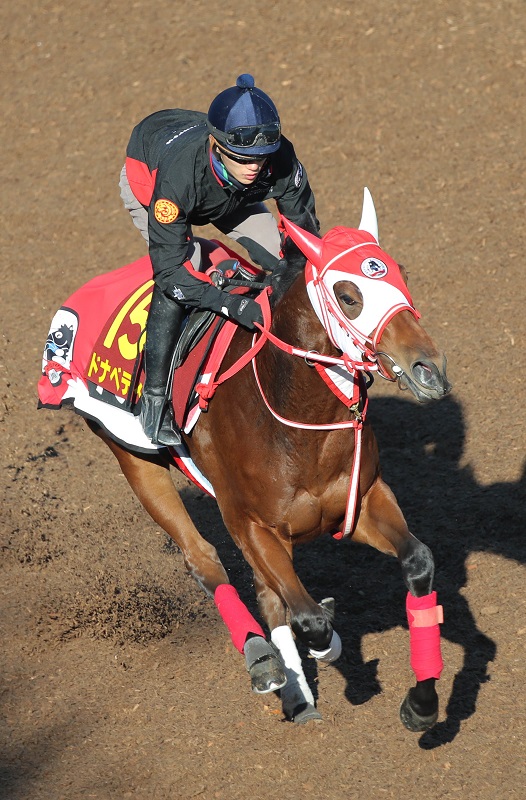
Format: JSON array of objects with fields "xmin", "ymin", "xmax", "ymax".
[
  {"xmin": 89, "ymin": 424, "xmax": 285, "ymax": 693},
  {"xmin": 354, "ymin": 477, "xmax": 443, "ymax": 731},
  {"xmin": 95, "ymin": 429, "xmax": 229, "ymax": 593}
]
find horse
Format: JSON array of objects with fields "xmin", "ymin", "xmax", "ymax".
[{"xmin": 40, "ymin": 189, "xmax": 451, "ymax": 728}]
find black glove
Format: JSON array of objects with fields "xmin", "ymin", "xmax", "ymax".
[
  {"xmin": 201, "ymin": 284, "xmax": 263, "ymax": 329},
  {"xmin": 220, "ymin": 293, "xmax": 264, "ymax": 329}
]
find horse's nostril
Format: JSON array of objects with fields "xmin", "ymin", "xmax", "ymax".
[{"xmin": 413, "ymin": 361, "xmax": 439, "ymax": 388}]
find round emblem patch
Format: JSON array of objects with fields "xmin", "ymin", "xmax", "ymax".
[
  {"xmin": 360, "ymin": 257, "xmax": 388, "ymax": 278},
  {"xmin": 154, "ymin": 199, "xmax": 179, "ymax": 224}
]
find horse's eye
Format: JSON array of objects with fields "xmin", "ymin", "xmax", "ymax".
[{"xmin": 334, "ymin": 281, "xmax": 362, "ymax": 319}]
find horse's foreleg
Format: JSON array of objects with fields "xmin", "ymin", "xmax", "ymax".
[
  {"xmin": 398, "ymin": 533, "xmax": 443, "ymax": 732},
  {"xmin": 228, "ymin": 519, "xmax": 334, "ymax": 651},
  {"xmin": 354, "ymin": 477, "xmax": 443, "ymax": 731},
  {"xmin": 253, "ymin": 575, "xmax": 321, "ymax": 723}
]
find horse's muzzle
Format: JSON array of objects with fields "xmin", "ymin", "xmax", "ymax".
[{"xmin": 404, "ymin": 356, "xmax": 452, "ymax": 403}]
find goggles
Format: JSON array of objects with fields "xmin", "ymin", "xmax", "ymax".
[
  {"xmin": 222, "ymin": 123, "xmax": 281, "ymax": 149},
  {"xmin": 215, "ymin": 144, "xmax": 268, "ymax": 165}
]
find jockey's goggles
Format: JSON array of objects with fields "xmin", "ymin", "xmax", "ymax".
[
  {"xmin": 215, "ymin": 144, "xmax": 268, "ymax": 164},
  {"xmin": 223, "ymin": 123, "xmax": 281, "ymax": 149}
]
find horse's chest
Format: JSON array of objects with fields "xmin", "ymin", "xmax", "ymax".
[{"xmin": 279, "ymin": 475, "xmax": 352, "ymax": 540}]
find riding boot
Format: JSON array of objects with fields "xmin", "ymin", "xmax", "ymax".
[{"xmin": 140, "ymin": 284, "xmax": 185, "ymax": 446}]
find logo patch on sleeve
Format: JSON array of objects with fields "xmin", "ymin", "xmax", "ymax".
[
  {"xmin": 294, "ymin": 162, "xmax": 304, "ymax": 188},
  {"xmin": 154, "ymin": 199, "xmax": 179, "ymax": 224}
]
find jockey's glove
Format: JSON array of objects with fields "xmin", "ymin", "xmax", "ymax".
[{"xmin": 201, "ymin": 285, "xmax": 263, "ymax": 329}]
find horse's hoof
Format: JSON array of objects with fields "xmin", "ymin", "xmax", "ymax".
[
  {"xmin": 244, "ymin": 636, "xmax": 287, "ymax": 694},
  {"xmin": 290, "ymin": 703, "xmax": 323, "ymax": 725},
  {"xmin": 400, "ymin": 692, "xmax": 439, "ymax": 732},
  {"xmin": 319, "ymin": 597, "xmax": 335, "ymax": 622}
]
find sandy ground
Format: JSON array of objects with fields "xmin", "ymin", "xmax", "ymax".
[{"xmin": 1, "ymin": 1, "xmax": 525, "ymax": 799}]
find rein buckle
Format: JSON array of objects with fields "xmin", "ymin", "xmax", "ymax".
[{"xmin": 349, "ymin": 402, "xmax": 362, "ymax": 422}]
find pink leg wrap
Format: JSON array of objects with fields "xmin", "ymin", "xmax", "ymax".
[
  {"xmin": 406, "ymin": 591, "xmax": 444, "ymax": 681},
  {"xmin": 214, "ymin": 584, "xmax": 265, "ymax": 654}
]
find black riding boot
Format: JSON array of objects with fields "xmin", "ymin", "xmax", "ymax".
[{"xmin": 140, "ymin": 284, "xmax": 185, "ymax": 447}]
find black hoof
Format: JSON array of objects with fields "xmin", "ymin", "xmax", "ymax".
[
  {"xmin": 244, "ymin": 637, "xmax": 287, "ymax": 694},
  {"xmin": 290, "ymin": 703, "xmax": 323, "ymax": 724},
  {"xmin": 400, "ymin": 692, "xmax": 439, "ymax": 732}
]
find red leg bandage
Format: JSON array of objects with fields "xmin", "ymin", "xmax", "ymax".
[
  {"xmin": 406, "ymin": 591, "xmax": 444, "ymax": 681},
  {"xmin": 214, "ymin": 584, "xmax": 265, "ymax": 654}
]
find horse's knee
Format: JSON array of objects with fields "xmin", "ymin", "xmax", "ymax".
[
  {"xmin": 290, "ymin": 606, "xmax": 333, "ymax": 651},
  {"xmin": 181, "ymin": 540, "xmax": 229, "ymax": 596},
  {"xmin": 399, "ymin": 536, "xmax": 435, "ymax": 597}
]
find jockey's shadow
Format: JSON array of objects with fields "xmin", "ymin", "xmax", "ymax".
[{"xmin": 177, "ymin": 394, "xmax": 524, "ymax": 748}]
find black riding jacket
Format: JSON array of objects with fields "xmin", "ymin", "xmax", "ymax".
[{"xmin": 126, "ymin": 109, "xmax": 318, "ymax": 308}]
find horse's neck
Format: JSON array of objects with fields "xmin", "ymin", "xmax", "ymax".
[{"xmin": 262, "ymin": 276, "xmax": 345, "ymax": 424}]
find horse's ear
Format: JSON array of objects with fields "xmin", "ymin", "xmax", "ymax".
[
  {"xmin": 358, "ymin": 187, "xmax": 379, "ymax": 243},
  {"xmin": 280, "ymin": 216, "xmax": 323, "ymax": 268}
]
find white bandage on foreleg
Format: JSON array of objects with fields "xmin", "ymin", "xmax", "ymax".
[
  {"xmin": 309, "ymin": 630, "xmax": 342, "ymax": 663},
  {"xmin": 271, "ymin": 625, "xmax": 315, "ymax": 708}
]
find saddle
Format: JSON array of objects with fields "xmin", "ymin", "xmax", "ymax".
[
  {"xmin": 168, "ymin": 305, "xmax": 228, "ymax": 432},
  {"xmin": 95, "ymin": 255, "xmax": 266, "ymax": 429}
]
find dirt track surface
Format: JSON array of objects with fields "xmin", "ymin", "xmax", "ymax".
[{"xmin": 2, "ymin": 2, "xmax": 525, "ymax": 798}]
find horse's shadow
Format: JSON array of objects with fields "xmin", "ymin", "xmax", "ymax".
[
  {"xmin": 364, "ymin": 394, "xmax": 524, "ymax": 747},
  {"xmin": 179, "ymin": 394, "xmax": 525, "ymax": 748}
]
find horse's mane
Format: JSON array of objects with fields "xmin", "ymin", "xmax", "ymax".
[
  {"xmin": 269, "ymin": 252, "xmax": 305, "ymax": 307},
  {"xmin": 269, "ymin": 213, "xmax": 321, "ymax": 308}
]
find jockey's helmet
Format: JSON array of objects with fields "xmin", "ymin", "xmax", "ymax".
[{"xmin": 207, "ymin": 74, "xmax": 281, "ymax": 158}]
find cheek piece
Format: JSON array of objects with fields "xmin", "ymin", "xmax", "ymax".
[
  {"xmin": 214, "ymin": 584, "xmax": 265, "ymax": 653},
  {"xmin": 406, "ymin": 591, "xmax": 444, "ymax": 681}
]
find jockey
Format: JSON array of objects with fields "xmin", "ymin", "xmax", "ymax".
[{"xmin": 120, "ymin": 73, "xmax": 319, "ymax": 446}]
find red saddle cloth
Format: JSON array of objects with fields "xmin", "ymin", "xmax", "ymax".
[
  {"xmin": 38, "ymin": 244, "xmax": 262, "ymax": 448},
  {"xmin": 38, "ymin": 255, "xmax": 155, "ymax": 412}
]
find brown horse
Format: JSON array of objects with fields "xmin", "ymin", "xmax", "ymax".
[{"xmin": 56, "ymin": 190, "xmax": 451, "ymax": 728}]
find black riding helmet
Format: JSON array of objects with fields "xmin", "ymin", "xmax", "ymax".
[{"xmin": 207, "ymin": 74, "xmax": 281, "ymax": 158}]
